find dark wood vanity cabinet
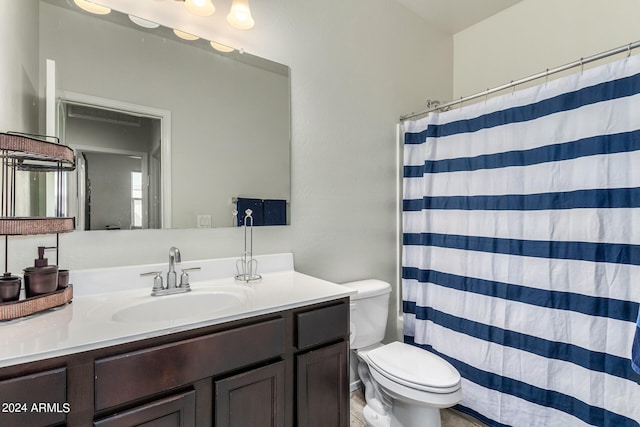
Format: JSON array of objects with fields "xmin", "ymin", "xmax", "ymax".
[
  {"xmin": 296, "ymin": 341, "xmax": 348, "ymax": 427},
  {"xmin": 0, "ymin": 297, "xmax": 349, "ymax": 427},
  {"xmin": 295, "ymin": 303, "xmax": 350, "ymax": 427},
  {"xmin": 0, "ymin": 367, "xmax": 68, "ymax": 427},
  {"xmin": 215, "ymin": 361, "xmax": 285, "ymax": 427},
  {"xmin": 93, "ymin": 390, "xmax": 197, "ymax": 427}
]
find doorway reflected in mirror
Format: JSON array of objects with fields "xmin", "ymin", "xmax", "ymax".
[{"xmin": 64, "ymin": 103, "xmax": 162, "ymax": 230}]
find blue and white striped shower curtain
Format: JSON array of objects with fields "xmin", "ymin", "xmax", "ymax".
[{"xmin": 402, "ymin": 55, "xmax": 640, "ymax": 426}]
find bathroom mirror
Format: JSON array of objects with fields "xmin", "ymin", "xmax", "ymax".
[{"xmin": 36, "ymin": 0, "xmax": 291, "ymax": 230}]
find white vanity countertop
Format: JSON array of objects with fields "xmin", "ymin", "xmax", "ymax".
[{"xmin": 0, "ymin": 256, "xmax": 355, "ymax": 368}]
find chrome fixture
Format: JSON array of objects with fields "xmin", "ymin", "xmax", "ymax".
[
  {"xmin": 140, "ymin": 271, "xmax": 166, "ymax": 295},
  {"xmin": 235, "ymin": 209, "xmax": 261, "ymax": 282},
  {"xmin": 167, "ymin": 246, "xmax": 181, "ymax": 289},
  {"xmin": 141, "ymin": 247, "xmax": 201, "ymax": 296},
  {"xmin": 180, "ymin": 267, "xmax": 202, "ymax": 289}
]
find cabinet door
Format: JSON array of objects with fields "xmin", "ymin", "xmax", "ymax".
[
  {"xmin": 93, "ymin": 390, "xmax": 196, "ymax": 427},
  {"xmin": 0, "ymin": 367, "xmax": 67, "ymax": 427},
  {"xmin": 215, "ymin": 361, "xmax": 285, "ymax": 427},
  {"xmin": 296, "ymin": 341, "xmax": 348, "ymax": 427}
]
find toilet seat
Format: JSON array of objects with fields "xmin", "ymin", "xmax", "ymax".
[{"xmin": 366, "ymin": 342, "xmax": 461, "ymax": 394}]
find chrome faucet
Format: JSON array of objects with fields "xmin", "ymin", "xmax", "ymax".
[
  {"xmin": 167, "ymin": 246, "xmax": 182, "ymax": 289},
  {"xmin": 140, "ymin": 247, "xmax": 200, "ymax": 296}
]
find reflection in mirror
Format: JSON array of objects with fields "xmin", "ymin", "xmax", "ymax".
[
  {"xmin": 37, "ymin": 0, "xmax": 291, "ymax": 230},
  {"xmin": 14, "ymin": 170, "xmax": 53, "ymax": 218},
  {"xmin": 63, "ymin": 103, "xmax": 162, "ymax": 230}
]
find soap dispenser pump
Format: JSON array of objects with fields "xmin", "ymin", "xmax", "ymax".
[
  {"xmin": 34, "ymin": 246, "xmax": 52, "ymax": 267},
  {"xmin": 23, "ymin": 246, "xmax": 59, "ymax": 297}
]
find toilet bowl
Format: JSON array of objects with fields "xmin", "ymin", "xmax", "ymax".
[{"xmin": 343, "ymin": 280, "xmax": 462, "ymax": 427}]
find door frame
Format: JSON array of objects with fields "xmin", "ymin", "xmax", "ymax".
[{"xmin": 57, "ymin": 90, "xmax": 172, "ymax": 229}]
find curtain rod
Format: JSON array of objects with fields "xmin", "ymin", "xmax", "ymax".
[{"xmin": 400, "ymin": 40, "xmax": 640, "ymax": 122}]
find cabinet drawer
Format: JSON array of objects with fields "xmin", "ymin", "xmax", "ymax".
[
  {"xmin": 94, "ymin": 390, "xmax": 196, "ymax": 427},
  {"xmin": 0, "ymin": 367, "xmax": 67, "ymax": 426},
  {"xmin": 95, "ymin": 318, "xmax": 285, "ymax": 410},
  {"xmin": 296, "ymin": 302, "xmax": 348, "ymax": 350}
]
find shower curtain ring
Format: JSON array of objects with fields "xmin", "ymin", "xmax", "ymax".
[
  {"xmin": 545, "ymin": 69, "xmax": 549, "ymax": 85},
  {"xmin": 580, "ymin": 57, "xmax": 584, "ymax": 73},
  {"xmin": 628, "ymin": 43, "xmax": 633, "ymax": 58}
]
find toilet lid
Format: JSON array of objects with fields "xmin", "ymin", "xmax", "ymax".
[{"xmin": 366, "ymin": 342, "xmax": 461, "ymax": 393}]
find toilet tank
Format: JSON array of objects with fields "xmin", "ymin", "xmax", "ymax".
[{"xmin": 342, "ymin": 280, "xmax": 391, "ymax": 350}]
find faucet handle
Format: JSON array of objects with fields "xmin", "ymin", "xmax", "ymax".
[
  {"xmin": 141, "ymin": 271, "xmax": 164, "ymax": 294},
  {"xmin": 180, "ymin": 267, "xmax": 201, "ymax": 289}
]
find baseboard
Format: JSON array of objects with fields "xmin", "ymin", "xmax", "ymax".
[{"xmin": 350, "ymin": 380, "xmax": 362, "ymax": 393}]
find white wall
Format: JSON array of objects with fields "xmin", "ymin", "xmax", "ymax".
[
  {"xmin": 0, "ymin": 1, "xmax": 39, "ymax": 133},
  {"xmin": 454, "ymin": 0, "xmax": 640, "ymax": 98},
  {"xmin": 2, "ymin": 0, "xmax": 453, "ymax": 328}
]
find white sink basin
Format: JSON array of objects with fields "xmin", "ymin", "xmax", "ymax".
[
  {"xmin": 81, "ymin": 284, "xmax": 255, "ymax": 324},
  {"xmin": 112, "ymin": 290, "xmax": 247, "ymax": 322}
]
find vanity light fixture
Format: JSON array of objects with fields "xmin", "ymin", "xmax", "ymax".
[
  {"xmin": 183, "ymin": 0, "xmax": 216, "ymax": 17},
  {"xmin": 210, "ymin": 41, "xmax": 234, "ymax": 52},
  {"xmin": 128, "ymin": 15, "xmax": 160, "ymax": 29},
  {"xmin": 227, "ymin": 0, "xmax": 255, "ymax": 29},
  {"xmin": 73, "ymin": 0, "xmax": 111, "ymax": 15},
  {"xmin": 173, "ymin": 29, "xmax": 200, "ymax": 40},
  {"xmin": 173, "ymin": 0, "xmax": 255, "ymax": 29}
]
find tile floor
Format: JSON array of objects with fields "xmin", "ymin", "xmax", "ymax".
[{"xmin": 350, "ymin": 389, "xmax": 486, "ymax": 427}]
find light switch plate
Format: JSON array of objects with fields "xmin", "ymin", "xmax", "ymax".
[{"xmin": 197, "ymin": 215, "xmax": 212, "ymax": 228}]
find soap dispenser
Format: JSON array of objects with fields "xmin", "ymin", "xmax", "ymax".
[{"xmin": 23, "ymin": 246, "xmax": 59, "ymax": 298}]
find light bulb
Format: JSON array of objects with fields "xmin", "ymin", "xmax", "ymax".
[
  {"xmin": 210, "ymin": 41, "xmax": 234, "ymax": 53},
  {"xmin": 73, "ymin": 0, "xmax": 111, "ymax": 15},
  {"xmin": 173, "ymin": 29, "xmax": 199, "ymax": 41},
  {"xmin": 128, "ymin": 15, "xmax": 160, "ymax": 29},
  {"xmin": 227, "ymin": 0, "xmax": 254, "ymax": 29},
  {"xmin": 184, "ymin": 0, "xmax": 215, "ymax": 17}
]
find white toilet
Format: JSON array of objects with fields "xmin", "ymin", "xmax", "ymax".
[{"xmin": 343, "ymin": 279, "xmax": 462, "ymax": 427}]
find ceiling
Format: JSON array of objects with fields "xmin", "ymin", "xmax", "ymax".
[{"xmin": 393, "ymin": 0, "xmax": 522, "ymax": 34}]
